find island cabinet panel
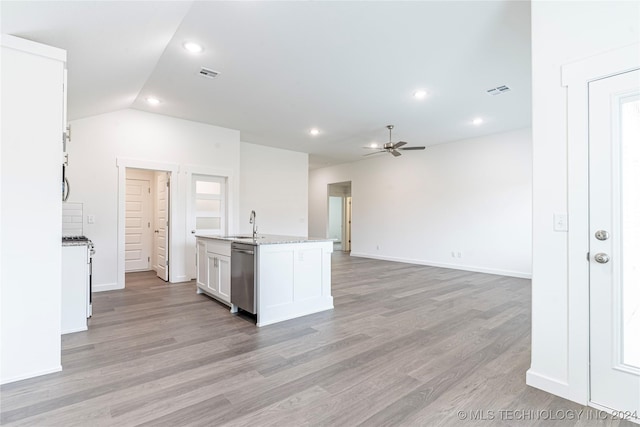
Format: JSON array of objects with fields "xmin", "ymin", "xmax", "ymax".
[
  {"xmin": 294, "ymin": 248, "xmax": 323, "ymax": 300},
  {"xmin": 260, "ymin": 251, "xmax": 295, "ymax": 307},
  {"xmin": 195, "ymin": 235, "xmax": 333, "ymax": 326},
  {"xmin": 196, "ymin": 239, "xmax": 231, "ymax": 305},
  {"xmin": 257, "ymin": 241, "xmax": 333, "ymax": 327}
]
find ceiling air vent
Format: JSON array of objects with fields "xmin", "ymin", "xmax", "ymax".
[
  {"xmin": 486, "ymin": 85, "xmax": 511, "ymax": 96},
  {"xmin": 199, "ymin": 67, "xmax": 220, "ymax": 79}
]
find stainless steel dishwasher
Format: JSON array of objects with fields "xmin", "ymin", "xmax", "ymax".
[{"xmin": 231, "ymin": 242, "xmax": 256, "ymax": 314}]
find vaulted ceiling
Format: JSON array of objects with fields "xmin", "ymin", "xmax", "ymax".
[{"xmin": 2, "ymin": 1, "xmax": 531, "ymax": 168}]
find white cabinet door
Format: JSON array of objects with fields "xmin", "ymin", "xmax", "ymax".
[
  {"xmin": 206, "ymin": 252, "xmax": 219, "ymax": 297},
  {"xmin": 218, "ymin": 255, "xmax": 231, "ymax": 302},
  {"xmin": 205, "ymin": 253, "xmax": 230, "ymax": 303},
  {"xmin": 195, "ymin": 238, "xmax": 231, "ymax": 305},
  {"xmin": 196, "ymin": 240, "xmax": 207, "ymax": 289}
]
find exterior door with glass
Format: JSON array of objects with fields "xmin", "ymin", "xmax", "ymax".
[
  {"xmin": 188, "ymin": 174, "xmax": 226, "ymax": 279},
  {"xmin": 589, "ymin": 68, "xmax": 640, "ymax": 415}
]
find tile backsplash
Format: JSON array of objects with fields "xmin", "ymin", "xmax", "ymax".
[{"xmin": 62, "ymin": 202, "xmax": 83, "ymax": 236}]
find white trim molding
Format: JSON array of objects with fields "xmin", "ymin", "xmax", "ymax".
[
  {"xmin": 537, "ymin": 42, "xmax": 640, "ymax": 406},
  {"xmin": 0, "ymin": 365, "xmax": 62, "ymax": 386},
  {"xmin": 93, "ymin": 282, "xmax": 122, "ymax": 293},
  {"xmin": 116, "ymin": 158, "xmax": 180, "ymax": 288},
  {"xmin": 182, "ymin": 164, "xmax": 239, "ymax": 280},
  {"xmin": 349, "ymin": 252, "xmax": 532, "ymax": 279}
]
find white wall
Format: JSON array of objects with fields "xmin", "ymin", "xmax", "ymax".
[
  {"xmin": 68, "ymin": 109, "xmax": 241, "ymax": 289},
  {"xmin": 1, "ymin": 36, "xmax": 65, "ymax": 384},
  {"xmin": 239, "ymin": 142, "xmax": 308, "ymax": 236},
  {"xmin": 310, "ymin": 128, "xmax": 532, "ymax": 278},
  {"xmin": 528, "ymin": 1, "xmax": 640, "ymax": 404}
]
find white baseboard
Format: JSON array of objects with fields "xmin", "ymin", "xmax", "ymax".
[
  {"xmin": 1, "ymin": 365, "xmax": 62, "ymax": 385},
  {"xmin": 526, "ymin": 369, "xmax": 587, "ymax": 405},
  {"xmin": 93, "ymin": 282, "xmax": 122, "ymax": 292},
  {"xmin": 257, "ymin": 298, "xmax": 334, "ymax": 327},
  {"xmin": 172, "ymin": 275, "xmax": 190, "ymax": 283},
  {"xmin": 95, "ymin": 277, "xmax": 191, "ymax": 291},
  {"xmin": 349, "ymin": 252, "xmax": 532, "ymax": 279},
  {"xmin": 61, "ymin": 325, "xmax": 87, "ymax": 335}
]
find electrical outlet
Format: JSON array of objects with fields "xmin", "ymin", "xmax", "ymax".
[
  {"xmin": 87, "ymin": 215, "xmax": 95, "ymax": 224},
  {"xmin": 376, "ymin": 245, "xmax": 380, "ymax": 251},
  {"xmin": 451, "ymin": 251, "xmax": 455, "ymax": 258},
  {"xmin": 457, "ymin": 252, "xmax": 462, "ymax": 258}
]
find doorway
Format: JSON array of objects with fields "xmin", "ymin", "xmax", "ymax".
[
  {"xmin": 327, "ymin": 181, "xmax": 352, "ymax": 253},
  {"xmin": 124, "ymin": 169, "xmax": 152, "ymax": 272},
  {"xmin": 588, "ymin": 69, "xmax": 639, "ymax": 414},
  {"xmin": 124, "ymin": 167, "xmax": 171, "ymax": 282},
  {"xmin": 186, "ymin": 173, "xmax": 228, "ymax": 280}
]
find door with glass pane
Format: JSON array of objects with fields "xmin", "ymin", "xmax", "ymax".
[
  {"xmin": 188, "ymin": 174, "xmax": 227, "ymax": 279},
  {"xmin": 589, "ymin": 69, "xmax": 640, "ymax": 415}
]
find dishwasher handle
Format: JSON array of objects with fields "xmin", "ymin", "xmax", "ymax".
[{"xmin": 233, "ymin": 248, "xmax": 254, "ymax": 255}]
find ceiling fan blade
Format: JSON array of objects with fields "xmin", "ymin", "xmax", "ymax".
[
  {"xmin": 393, "ymin": 141, "xmax": 407, "ymax": 149},
  {"xmin": 363, "ymin": 151, "xmax": 385, "ymax": 156},
  {"xmin": 390, "ymin": 150, "xmax": 402, "ymax": 157},
  {"xmin": 399, "ymin": 146, "xmax": 426, "ymax": 150}
]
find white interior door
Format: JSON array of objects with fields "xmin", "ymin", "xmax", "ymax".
[
  {"xmin": 125, "ymin": 178, "xmax": 151, "ymax": 272},
  {"xmin": 589, "ymin": 69, "xmax": 640, "ymax": 416},
  {"xmin": 187, "ymin": 174, "xmax": 226, "ymax": 279},
  {"xmin": 155, "ymin": 172, "xmax": 169, "ymax": 281},
  {"xmin": 344, "ymin": 196, "xmax": 352, "ymax": 252}
]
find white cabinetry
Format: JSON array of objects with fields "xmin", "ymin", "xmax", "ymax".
[
  {"xmin": 61, "ymin": 245, "xmax": 88, "ymax": 334},
  {"xmin": 196, "ymin": 239, "xmax": 231, "ymax": 305},
  {"xmin": 1, "ymin": 35, "xmax": 66, "ymax": 384},
  {"xmin": 257, "ymin": 241, "xmax": 333, "ymax": 327},
  {"xmin": 195, "ymin": 236, "xmax": 333, "ymax": 326}
]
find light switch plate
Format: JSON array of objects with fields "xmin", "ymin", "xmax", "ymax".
[{"xmin": 553, "ymin": 213, "xmax": 568, "ymax": 232}]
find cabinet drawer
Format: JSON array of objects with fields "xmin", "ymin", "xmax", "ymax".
[{"xmin": 206, "ymin": 240, "xmax": 231, "ymax": 257}]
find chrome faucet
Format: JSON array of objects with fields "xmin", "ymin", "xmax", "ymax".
[{"xmin": 250, "ymin": 210, "xmax": 257, "ymax": 238}]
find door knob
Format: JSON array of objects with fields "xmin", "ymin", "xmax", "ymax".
[
  {"xmin": 595, "ymin": 230, "xmax": 610, "ymax": 241},
  {"xmin": 594, "ymin": 253, "xmax": 610, "ymax": 264},
  {"xmin": 191, "ymin": 230, "xmax": 196, "ymax": 234}
]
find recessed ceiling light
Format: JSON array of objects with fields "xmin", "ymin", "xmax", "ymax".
[
  {"xmin": 413, "ymin": 90, "xmax": 428, "ymax": 99},
  {"xmin": 309, "ymin": 128, "xmax": 320, "ymax": 136},
  {"xmin": 146, "ymin": 97, "xmax": 161, "ymax": 106},
  {"xmin": 370, "ymin": 142, "xmax": 378, "ymax": 148},
  {"xmin": 183, "ymin": 42, "xmax": 204, "ymax": 54},
  {"xmin": 472, "ymin": 117, "xmax": 484, "ymax": 125}
]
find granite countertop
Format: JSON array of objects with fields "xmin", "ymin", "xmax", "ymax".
[{"xmin": 195, "ymin": 234, "xmax": 333, "ymax": 245}]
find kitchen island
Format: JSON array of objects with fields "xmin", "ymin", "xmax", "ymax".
[{"xmin": 195, "ymin": 234, "xmax": 333, "ymax": 327}]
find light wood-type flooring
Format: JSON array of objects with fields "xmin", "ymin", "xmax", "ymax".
[{"xmin": 1, "ymin": 253, "xmax": 635, "ymax": 426}]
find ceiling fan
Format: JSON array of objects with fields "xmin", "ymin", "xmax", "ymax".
[{"xmin": 363, "ymin": 125, "xmax": 426, "ymax": 157}]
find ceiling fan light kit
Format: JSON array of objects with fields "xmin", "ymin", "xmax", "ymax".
[{"xmin": 363, "ymin": 125, "xmax": 426, "ymax": 157}]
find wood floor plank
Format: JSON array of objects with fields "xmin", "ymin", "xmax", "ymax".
[{"xmin": 1, "ymin": 252, "xmax": 610, "ymax": 426}]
